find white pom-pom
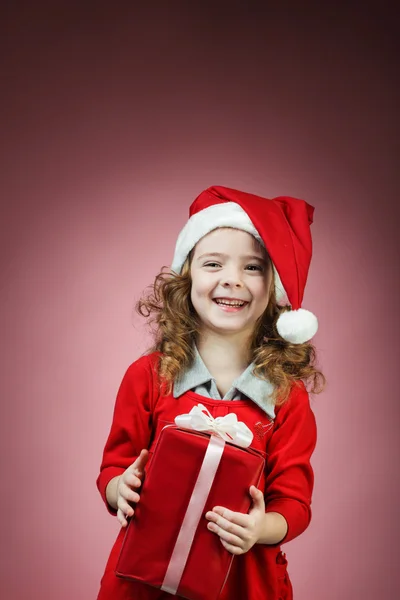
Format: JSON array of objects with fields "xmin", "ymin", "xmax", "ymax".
[{"xmin": 276, "ymin": 308, "xmax": 318, "ymax": 344}]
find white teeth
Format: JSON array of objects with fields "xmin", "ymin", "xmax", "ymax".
[{"xmin": 215, "ymin": 299, "xmax": 245, "ymax": 307}]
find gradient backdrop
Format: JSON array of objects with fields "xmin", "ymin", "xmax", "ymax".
[{"xmin": 1, "ymin": 3, "xmax": 398, "ymax": 599}]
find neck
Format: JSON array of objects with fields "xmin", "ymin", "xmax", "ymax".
[{"xmin": 196, "ymin": 329, "xmax": 253, "ymax": 372}]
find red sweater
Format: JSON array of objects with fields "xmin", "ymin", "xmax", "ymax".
[{"xmin": 96, "ymin": 353, "xmax": 317, "ymax": 600}]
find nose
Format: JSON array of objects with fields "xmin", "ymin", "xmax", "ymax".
[{"xmin": 221, "ymin": 269, "xmax": 244, "ymax": 288}]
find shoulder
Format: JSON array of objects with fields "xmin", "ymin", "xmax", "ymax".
[
  {"xmin": 115, "ymin": 352, "xmax": 162, "ymax": 411},
  {"xmin": 123, "ymin": 351, "xmax": 161, "ymax": 382},
  {"xmin": 271, "ymin": 381, "xmax": 317, "ymax": 449},
  {"xmin": 274, "ymin": 380, "xmax": 314, "ymax": 420}
]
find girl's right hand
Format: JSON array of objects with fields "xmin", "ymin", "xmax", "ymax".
[{"xmin": 117, "ymin": 449, "xmax": 149, "ymax": 527}]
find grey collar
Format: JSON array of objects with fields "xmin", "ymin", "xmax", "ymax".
[{"xmin": 173, "ymin": 345, "xmax": 275, "ymax": 419}]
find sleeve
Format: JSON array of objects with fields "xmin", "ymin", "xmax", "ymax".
[
  {"xmin": 264, "ymin": 381, "xmax": 317, "ymax": 545},
  {"xmin": 96, "ymin": 355, "xmax": 157, "ymax": 516}
]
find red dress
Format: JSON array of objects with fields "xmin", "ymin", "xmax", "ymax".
[{"xmin": 96, "ymin": 353, "xmax": 317, "ymax": 600}]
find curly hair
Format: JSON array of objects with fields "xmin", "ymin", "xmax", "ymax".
[{"xmin": 136, "ymin": 255, "xmax": 326, "ymax": 406}]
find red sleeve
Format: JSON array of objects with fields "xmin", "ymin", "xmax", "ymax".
[
  {"xmin": 96, "ymin": 354, "xmax": 158, "ymax": 516},
  {"xmin": 264, "ymin": 381, "xmax": 317, "ymax": 544}
]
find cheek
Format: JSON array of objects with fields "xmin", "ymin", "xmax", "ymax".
[
  {"xmin": 190, "ymin": 282, "xmax": 206, "ymax": 306},
  {"xmin": 191, "ymin": 274, "xmax": 214, "ymax": 298},
  {"xmin": 252, "ymin": 279, "xmax": 271, "ymax": 305}
]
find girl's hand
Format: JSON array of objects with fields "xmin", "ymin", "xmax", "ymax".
[
  {"xmin": 205, "ymin": 485, "xmax": 266, "ymax": 555},
  {"xmin": 117, "ymin": 449, "xmax": 149, "ymax": 527}
]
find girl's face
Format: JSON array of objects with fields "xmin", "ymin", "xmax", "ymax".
[{"xmin": 190, "ymin": 228, "xmax": 273, "ymax": 339}]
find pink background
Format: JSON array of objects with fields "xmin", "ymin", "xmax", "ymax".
[{"xmin": 1, "ymin": 3, "xmax": 398, "ymax": 599}]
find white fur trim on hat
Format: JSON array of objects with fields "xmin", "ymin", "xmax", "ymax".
[
  {"xmin": 272, "ymin": 265, "xmax": 287, "ymax": 305},
  {"xmin": 171, "ymin": 202, "xmax": 287, "ymax": 303},
  {"xmin": 276, "ymin": 308, "xmax": 318, "ymax": 344}
]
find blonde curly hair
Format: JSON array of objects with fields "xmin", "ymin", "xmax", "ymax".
[{"xmin": 136, "ymin": 250, "xmax": 326, "ymax": 406}]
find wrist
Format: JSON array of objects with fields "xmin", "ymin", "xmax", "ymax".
[{"xmin": 257, "ymin": 512, "xmax": 288, "ymax": 545}]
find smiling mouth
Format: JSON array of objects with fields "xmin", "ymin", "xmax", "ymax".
[{"xmin": 213, "ymin": 299, "xmax": 249, "ymax": 307}]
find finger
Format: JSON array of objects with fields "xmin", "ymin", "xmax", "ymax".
[
  {"xmin": 220, "ymin": 538, "xmax": 244, "ymax": 556},
  {"xmin": 117, "ymin": 508, "xmax": 129, "ymax": 528},
  {"xmin": 133, "ymin": 449, "xmax": 149, "ymax": 474},
  {"xmin": 117, "ymin": 497, "xmax": 135, "ymax": 518},
  {"xmin": 211, "ymin": 507, "xmax": 249, "ymax": 528},
  {"xmin": 207, "ymin": 521, "xmax": 245, "ymax": 548},
  {"xmin": 205, "ymin": 511, "xmax": 247, "ymax": 538},
  {"xmin": 120, "ymin": 483, "xmax": 140, "ymax": 504},
  {"xmin": 124, "ymin": 472, "xmax": 142, "ymax": 488},
  {"xmin": 249, "ymin": 486, "xmax": 265, "ymax": 510}
]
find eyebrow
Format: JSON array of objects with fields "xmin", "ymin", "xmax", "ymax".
[{"xmin": 197, "ymin": 252, "xmax": 266, "ymax": 262}]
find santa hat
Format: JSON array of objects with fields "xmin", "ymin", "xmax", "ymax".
[{"xmin": 171, "ymin": 185, "xmax": 318, "ymax": 344}]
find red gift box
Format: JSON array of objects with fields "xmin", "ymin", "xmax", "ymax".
[{"xmin": 115, "ymin": 424, "xmax": 265, "ymax": 600}]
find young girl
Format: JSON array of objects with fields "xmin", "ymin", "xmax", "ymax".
[{"xmin": 96, "ymin": 185, "xmax": 325, "ymax": 600}]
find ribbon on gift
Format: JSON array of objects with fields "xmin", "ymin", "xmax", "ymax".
[
  {"xmin": 161, "ymin": 405, "xmax": 253, "ymax": 595},
  {"xmin": 175, "ymin": 404, "xmax": 253, "ymax": 448}
]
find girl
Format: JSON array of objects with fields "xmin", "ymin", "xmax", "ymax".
[{"xmin": 96, "ymin": 185, "xmax": 325, "ymax": 600}]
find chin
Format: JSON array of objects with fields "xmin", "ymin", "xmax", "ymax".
[{"xmin": 210, "ymin": 321, "xmax": 253, "ymax": 334}]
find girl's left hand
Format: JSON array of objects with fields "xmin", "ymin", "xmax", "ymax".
[{"xmin": 205, "ymin": 485, "xmax": 265, "ymax": 555}]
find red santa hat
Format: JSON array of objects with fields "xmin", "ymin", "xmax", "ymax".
[{"xmin": 171, "ymin": 185, "xmax": 318, "ymax": 344}]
